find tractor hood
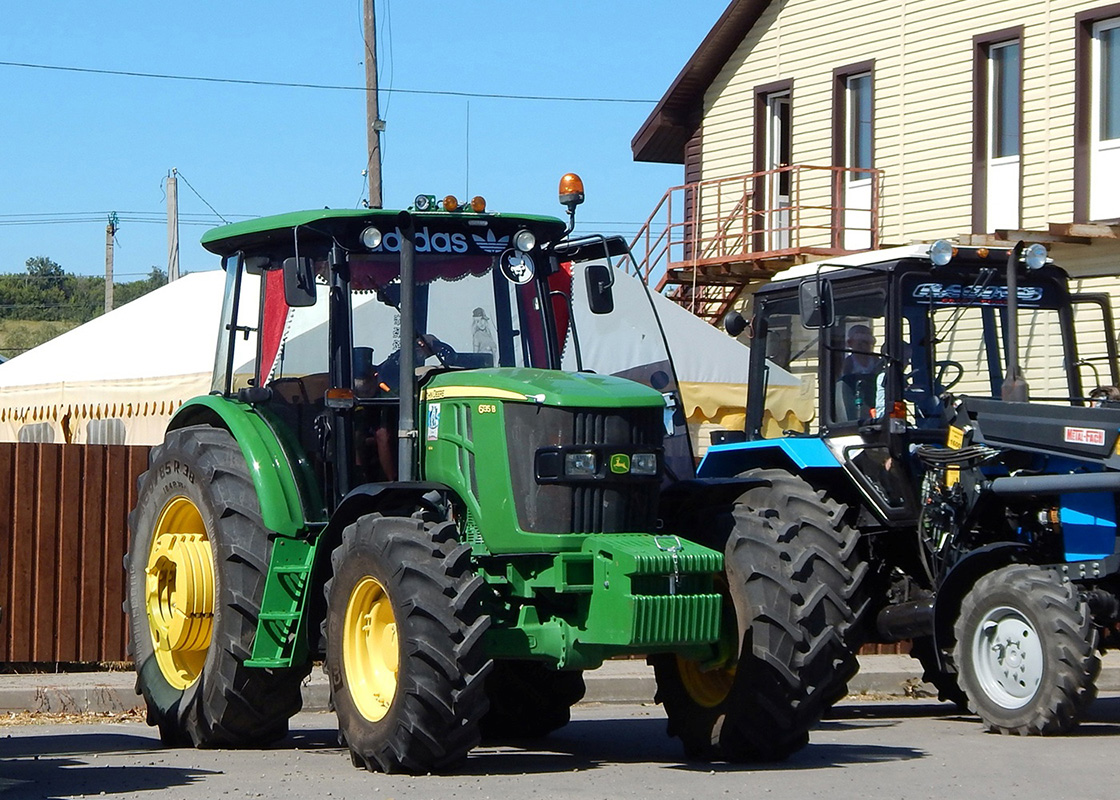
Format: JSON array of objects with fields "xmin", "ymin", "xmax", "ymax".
[{"xmin": 421, "ymin": 368, "xmax": 664, "ymax": 409}]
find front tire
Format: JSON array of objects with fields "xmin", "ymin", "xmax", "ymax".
[
  {"xmin": 125, "ymin": 425, "xmax": 306, "ymax": 747},
  {"xmin": 652, "ymin": 469, "xmax": 868, "ymax": 762},
  {"xmin": 325, "ymin": 515, "xmax": 491, "ymax": 774},
  {"xmin": 954, "ymin": 564, "xmax": 1100, "ymax": 735}
]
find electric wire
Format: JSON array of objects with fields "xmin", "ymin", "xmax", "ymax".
[
  {"xmin": 173, "ymin": 172, "xmax": 229, "ymax": 224},
  {"xmin": 0, "ymin": 59, "xmax": 658, "ymax": 104}
]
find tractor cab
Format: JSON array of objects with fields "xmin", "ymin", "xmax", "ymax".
[
  {"xmin": 199, "ymin": 188, "xmax": 694, "ymax": 515},
  {"xmin": 733, "ymin": 241, "xmax": 1120, "ymax": 525}
]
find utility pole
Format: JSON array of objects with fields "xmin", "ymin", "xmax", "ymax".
[
  {"xmin": 363, "ymin": 0, "xmax": 384, "ymax": 208},
  {"xmin": 167, "ymin": 168, "xmax": 180, "ymax": 281},
  {"xmin": 104, "ymin": 212, "xmax": 118, "ymax": 314}
]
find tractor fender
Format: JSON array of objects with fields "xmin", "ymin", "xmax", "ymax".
[
  {"xmin": 931, "ymin": 541, "xmax": 1032, "ymax": 666},
  {"xmin": 323, "ymin": 482, "xmax": 454, "ymax": 547},
  {"xmin": 169, "ymin": 396, "xmax": 309, "ymax": 537},
  {"xmin": 696, "ymin": 438, "xmax": 842, "ymax": 480}
]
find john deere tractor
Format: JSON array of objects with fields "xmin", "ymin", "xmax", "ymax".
[
  {"xmin": 711, "ymin": 240, "xmax": 1120, "ymax": 735},
  {"xmin": 124, "ymin": 177, "xmax": 850, "ymax": 774}
]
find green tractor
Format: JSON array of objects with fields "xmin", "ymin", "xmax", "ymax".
[{"xmin": 125, "ymin": 178, "xmax": 846, "ymax": 773}]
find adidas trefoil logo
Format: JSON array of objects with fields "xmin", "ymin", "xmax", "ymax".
[{"xmin": 472, "ymin": 230, "xmax": 511, "ymax": 254}]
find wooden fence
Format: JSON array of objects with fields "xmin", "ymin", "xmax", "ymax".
[{"xmin": 0, "ymin": 442, "xmax": 150, "ymax": 663}]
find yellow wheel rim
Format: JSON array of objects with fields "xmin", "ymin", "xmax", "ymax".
[
  {"xmin": 145, "ymin": 495, "xmax": 215, "ymax": 690},
  {"xmin": 677, "ymin": 656, "xmax": 736, "ymax": 708},
  {"xmin": 343, "ymin": 576, "xmax": 399, "ymax": 722}
]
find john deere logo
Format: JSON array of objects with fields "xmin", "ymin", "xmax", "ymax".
[{"xmin": 609, "ymin": 454, "xmax": 630, "ymax": 474}]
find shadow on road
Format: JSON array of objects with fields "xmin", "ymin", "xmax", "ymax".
[
  {"xmin": 0, "ymin": 757, "xmax": 216, "ymax": 800},
  {"xmin": 0, "ymin": 729, "xmax": 218, "ymax": 799},
  {"xmin": 273, "ymin": 716, "xmax": 926, "ymax": 777}
]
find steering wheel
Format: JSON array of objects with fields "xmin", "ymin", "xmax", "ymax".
[
  {"xmin": 376, "ymin": 336, "xmax": 458, "ymax": 395},
  {"xmin": 933, "ymin": 360, "xmax": 964, "ymax": 391}
]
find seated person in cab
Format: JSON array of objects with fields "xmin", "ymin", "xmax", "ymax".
[
  {"xmin": 836, "ymin": 324, "xmax": 884, "ymax": 420},
  {"xmin": 353, "ymin": 347, "xmax": 397, "ymax": 482}
]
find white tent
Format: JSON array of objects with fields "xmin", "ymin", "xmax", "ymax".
[
  {"xmin": 647, "ymin": 287, "xmax": 809, "ymax": 434},
  {"xmin": 0, "ymin": 271, "xmax": 230, "ymax": 445},
  {"xmin": 0, "ymin": 267, "xmax": 808, "ymax": 448}
]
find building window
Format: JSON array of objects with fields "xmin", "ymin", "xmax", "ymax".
[
  {"xmin": 848, "ymin": 73, "xmax": 873, "ymax": 171},
  {"xmin": 1099, "ymin": 20, "xmax": 1120, "ymax": 141},
  {"xmin": 1092, "ymin": 17, "xmax": 1120, "ymax": 219},
  {"xmin": 753, "ymin": 80, "xmax": 793, "ymax": 252},
  {"xmin": 1075, "ymin": 8, "xmax": 1120, "ymax": 222},
  {"xmin": 990, "ymin": 42, "xmax": 1022, "ymax": 159},
  {"xmin": 973, "ymin": 29, "xmax": 1023, "ymax": 233},
  {"xmin": 833, "ymin": 62, "xmax": 875, "ymax": 250}
]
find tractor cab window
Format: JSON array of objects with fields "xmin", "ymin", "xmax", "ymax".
[
  {"xmin": 753, "ymin": 294, "xmax": 819, "ymax": 437},
  {"xmin": 827, "ymin": 291, "xmax": 888, "ymax": 426}
]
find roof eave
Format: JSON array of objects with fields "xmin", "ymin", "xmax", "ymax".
[{"xmin": 631, "ymin": 0, "xmax": 773, "ymax": 164}]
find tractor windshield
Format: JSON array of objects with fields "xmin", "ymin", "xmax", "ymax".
[
  {"xmin": 899, "ymin": 269, "xmax": 1080, "ymax": 408},
  {"xmin": 219, "ymin": 246, "xmax": 560, "ymax": 394}
]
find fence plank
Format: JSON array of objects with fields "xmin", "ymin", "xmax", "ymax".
[
  {"xmin": 0, "ymin": 445, "xmax": 13, "ymax": 661},
  {"xmin": 55, "ymin": 446, "xmax": 83, "ymax": 662},
  {"xmin": 32, "ymin": 444, "xmax": 60, "ymax": 661},
  {"xmin": 79, "ymin": 446, "xmax": 107, "ymax": 661},
  {"xmin": 9, "ymin": 445, "xmax": 37, "ymax": 661},
  {"xmin": 101, "ymin": 445, "xmax": 131, "ymax": 661}
]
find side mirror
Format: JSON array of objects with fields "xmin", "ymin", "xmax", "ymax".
[
  {"xmin": 584, "ymin": 263, "xmax": 614, "ymax": 314},
  {"xmin": 723, "ymin": 310, "xmax": 748, "ymax": 337},
  {"xmin": 282, "ymin": 257, "xmax": 317, "ymax": 307},
  {"xmin": 798, "ymin": 277, "xmax": 834, "ymax": 329}
]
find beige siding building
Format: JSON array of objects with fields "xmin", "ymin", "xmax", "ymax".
[{"xmin": 632, "ymin": 0, "xmax": 1120, "ymax": 317}]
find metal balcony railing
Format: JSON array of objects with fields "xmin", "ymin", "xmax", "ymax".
[{"xmin": 622, "ymin": 165, "xmax": 880, "ymax": 323}]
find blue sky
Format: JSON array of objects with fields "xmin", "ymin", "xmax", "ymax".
[{"xmin": 0, "ymin": 2, "xmax": 727, "ymax": 280}]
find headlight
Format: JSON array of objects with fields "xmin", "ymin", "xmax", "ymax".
[
  {"xmin": 514, "ymin": 229, "xmax": 536, "ymax": 252},
  {"xmin": 1024, "ymin": 243, "xmax": 1048, "ymax": 270},
  {"xmin": 630, "ymin": 453, "xmax": 658, "ymax": 475},
  {"xmin": 565, "ymin": 452, "xmax": 597, "ymax": 476},
  {"xmin": 929, "ymin": 239, "xmax": 954, "ymax": 266},
  {"xmin": 360, "ymin": 226, "xmax": 382, "ymax": 249}
]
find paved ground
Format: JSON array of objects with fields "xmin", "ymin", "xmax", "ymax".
[
  {"xmin": 3, "ymin": 652, "xmax": 1120, "ymax": 715},
  {"xmin": 5, "ymin": 697, "xmax": 1120, "ymax": 799}
]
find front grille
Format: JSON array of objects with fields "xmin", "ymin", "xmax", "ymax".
[{"xmin": 506, "ymin": 404, "xmax": 662, "ymax": 534}]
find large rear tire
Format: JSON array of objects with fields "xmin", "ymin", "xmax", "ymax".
[
  {"xmin": 954, "ymin": 564, "xmax": 1099, "ymax": 735},
  {"xmin": 480, "ymin": 661, "xmax": 586, "ymax": 740},
  {"xmin": 652, "ymin": 468, "xmax": 868, "ymax": 762},
  {"xmin": 125, "ymin": 425, "xmax": 307, "ymax": 747},
  {"xmin": 324, "ymin": 515, "xmax": 491, "ymax": 774}
]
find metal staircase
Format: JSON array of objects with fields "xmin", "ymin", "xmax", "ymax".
[{"xmin": 622, "ymin": 166, "xmax": 880, "ymax": 325}]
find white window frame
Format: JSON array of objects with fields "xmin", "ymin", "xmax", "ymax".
[
  {"xmin": 985, "ymin": 40, "xmax": 1021, "ymax": 232},
  {"xmin": 843, "ymin": 72, "xmax": 873, "ymax": 250},
  {"xmin": 1090, "ymin": 17, "xmax": 1120, "ymax": 220}
]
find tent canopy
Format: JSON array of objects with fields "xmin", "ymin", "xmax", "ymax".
[{"xmin": 0, "ymin": 267, "xmax": 808, "ymax": 445}]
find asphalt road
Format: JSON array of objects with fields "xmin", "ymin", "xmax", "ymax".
[{"xmin": 4, "ymin": 696, "xmax": 1120, "ymax": 800}]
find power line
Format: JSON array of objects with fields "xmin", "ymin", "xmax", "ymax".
[
  {"xmin": 0, "ymin": 59, "xmax": 658, "ymax": 104},
  {"xmin": 173, "ymin": 171, "xmax": 229, "ymax": 224}
]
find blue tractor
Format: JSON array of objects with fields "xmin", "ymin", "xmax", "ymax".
[{"xmin": 708, "ymin": 240, "xmax": 1120, "ymax": 734}]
